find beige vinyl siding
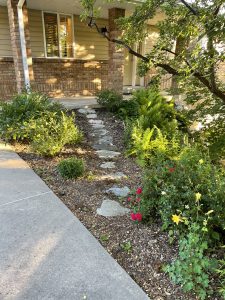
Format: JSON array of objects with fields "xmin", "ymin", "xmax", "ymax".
[
  {"xmin": 74, "ymin": 15, "xmax": 108, "ymax": 60},
  {"xmin": 28, "ymin": 9, "xmax": 45, "ymax": 57},
  {"xmin": 0, "ymin": 6, "xmax": 12, "ymax": 57}
]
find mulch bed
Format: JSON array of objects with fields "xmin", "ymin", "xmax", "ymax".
[{"xmin": 13, "ymin": 108, "xmax": 221, "ymax": 300}]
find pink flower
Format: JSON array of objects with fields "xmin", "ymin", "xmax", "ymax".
[
  {"xmin": 136, "ymin": 212, "xmax": 143, "ymax": 222},
  {"xmin": 136, "ymin": 197, "xmax": 141, "ymax": 202},
  {"xmin": 136, "ymin": 187, "xmax": 142, "ymax": 195},
  {"xmin": 127, "ymin": 197, "xmax": 131, "ymax": 202},
  {"xmin": 131, "ymin": 212, "xmax": 137, "ymax": 221}
]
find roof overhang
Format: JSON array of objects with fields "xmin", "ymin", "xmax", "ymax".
[{"xmin": 0, "ymin": 0, "xmax": 164, "ymax": 24}]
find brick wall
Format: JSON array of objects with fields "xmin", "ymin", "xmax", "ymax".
[
  {"xmin": 0, "ymin": 57, "xmax": 17, "ymax": 100},
  {"xmin": 0, "ymin": 58, "xmax": 109, "ymax": 100}
]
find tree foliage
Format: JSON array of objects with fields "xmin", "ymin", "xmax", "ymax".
[{"xmin": 81, "ymin": 0, "xmax": 225, "ymax": 110}]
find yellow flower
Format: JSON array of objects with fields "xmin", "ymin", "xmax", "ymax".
[
  {"xmin": 195, "ymin": 192, "xmax": 202, "ymax": 202},
  {"xmin": 199, "ymin": 159, "xmax": 204, "ymax": 164},
  {"xmin": 172, "ymin": 214, "xmax": 182, "ymax": 225}
]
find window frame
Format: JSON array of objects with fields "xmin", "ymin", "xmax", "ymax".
[{"xmin": 42, "ymin": 11, "xmax": 75, "ymax": 59}]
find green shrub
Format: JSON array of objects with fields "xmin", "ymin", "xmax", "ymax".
[
  {"xmin": 0, "ymin": 92, "xmax": 63, "ymax": 142},
  {"xmin": 57, "ymin": 157, "xmax": 85, "ymax": 179},
  {"xmin": 197, "ymin": 115, "xmax": 225, "ymax": 161},
  {"xmin": 31, "ymin": 112, "xmax": 82, "ymax": 157},
  {"xmin": 216, "ymin": 253, "xmax": 225, "ymax": 299},
  {"xmin": 131, "ymin": 87, "xmax": 179, "ymax": 135},
  {"xmin": 96, "ymin": 89, "xmax": 122, "ymax": 112},
  {"xmin": 140, "ymin": 147, "xmax": 225, "ymax": 236},
  {"xmin": 127, "ymin": 123, "xmax": 181, "ymax": 166},
  {"xmin": 117, "ymin": 99, "xmax": 140, "ymax": 119},
  {"xmin": 164, "ymin": 223, "xmax": 212, "ymax": 300}
]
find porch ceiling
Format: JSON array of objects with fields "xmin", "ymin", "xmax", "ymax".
[
  {"xmin": 0, "ymin": 0, "xmax": 164, "ymax": 24},
  {"xmin": 0, "ymin": 0, "xmax": 138, "ymax": 18}
]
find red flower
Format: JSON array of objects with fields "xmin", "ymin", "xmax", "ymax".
[
  {"xmin": 169, "ymin": 167, "xmax": 175, "ymax": 173},
  {"xmin": 127, "ymin": 197, "xmax": 131, "ymax": 202},
  {"xmin": 136, "ymin": 197, "xmax": 141, "ymax": 202},
  {"xmin": 136, "ymin": 212, "xmax": 143, "ymax": 222},
  {"xmin": 131, "ymin": 212, "xmax": 137, "ymax": 221},
  {"xmin": 136, "ymin": 187, "xmax": 142, "ymax": 194}
]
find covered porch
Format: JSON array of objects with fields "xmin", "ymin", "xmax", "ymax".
[{"xmin": 0, "ymin": 0, "xmax": 169, "ymax": 100}]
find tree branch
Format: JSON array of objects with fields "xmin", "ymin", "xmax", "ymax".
[
  {"xmin": 88, "ymin": 17, "xmax": 225, "ymax": 104},
  {"xmin": 179, "ymin": 0, "xmax": 198, "ymax": 16}
]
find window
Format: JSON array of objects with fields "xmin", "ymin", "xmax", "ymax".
[{"xmin": 43, "ymin": 12, "xmax": 74, "ymax": 58}]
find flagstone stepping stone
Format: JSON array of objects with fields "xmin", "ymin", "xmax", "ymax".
[
  {"xmin": 97, "ymin": 199, "xmax": 130, "ymax": 217},
  {"xmin": 96, "ymin": 150, "xmax": 121, "ymax": 159},
  {"xmin": 98, "ymin": 136, "xmax": 113, "ymax": 144},
  {"xmin": 92, "ymin": 124, "xmax": 106, "ymax": 129},
  {"xmin": 86, "ymin": 114, "xmax": 98, "ymax": 119},
  {"xmin": 93, "ymin": 143, "xmax": 117, "ymax": 151},
  {"xmin": 78, "ymin": 108, "xmax": 96, "ymax": 114},
  {"xmin": 106, "ymin": 186, "xmax": 130, "ymax": 197},
  {"xmin": 89, "ymin": 119, "xmax": 104, "ymax": 125},
  {"xmin": 100, "ymin": 162, "xmax": 116, "ymax": 169},
  {"xmin": 100, "ymin": 172, "xmax": 127, "ymax": 181},
  {"xmin": 90, "ymin": 129, "xmax": 108, "ymax": 137}
]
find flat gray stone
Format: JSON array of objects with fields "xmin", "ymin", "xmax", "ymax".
[
  {"xmin": 90, "ymin": 129, "xmax": 109, "ymax": 137},
  {"xmin": 98, "ymin": 136, "xmax": 113, "ymax": 144},
  {"xmin": 97, "ymin": 199, "xmax": 130, "ymax": 217},
  {"xmin": 106, "ymin": 186, "xmax": 130, "ymax": 197},
  {"xmin": 86, "ymin": 113, "xmax": 98, "ymax": 119},
  {"xmin": 89, "ymin": 119, "xmax": 103, "ymax": 125},
  {"xmin": 0, "ymin": 143, "xmax": 149, "ymax": 300},
  {"xmin": 100, "ymin": 162, "xmax": 116, "ymax": 169},
  {"xmin": 99, "ymin": 172, "xmax": 127, "ymax": 181},
  {"xmin": 78, "ymin": 108, "xmax": 96, "ymax": 114},
  {"xmin": 93, "ymin": 143, "xmax": 117, "ymax": 151},
  {"xmin": 96, "ymin": 150, "xmax": 121, "ymax": 159},
  {"xmin": 92, "ymin": 124, "xmax": 106, "ymax": 129}
]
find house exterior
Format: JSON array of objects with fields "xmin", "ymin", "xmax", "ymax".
[{"xmin": 0, "ymin": 0, "xmax": 166, "ymax": 100}]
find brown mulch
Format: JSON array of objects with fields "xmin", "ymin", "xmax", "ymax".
[{"xmin": 13, "ymin": 108, "xmax": 221, "ymax": 300}]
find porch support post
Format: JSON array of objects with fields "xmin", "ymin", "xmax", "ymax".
[
  {"xmin": 108, "ymin": 8, "xmax": 125, "ymax": 93},
  {"xmin": 7, "ymin": 0, "xmax": 34, "ymax": 93}
]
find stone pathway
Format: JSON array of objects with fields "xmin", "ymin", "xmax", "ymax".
[{"xmin": 78, "ymin": 108, "xmax": 130, "ymax": 217}]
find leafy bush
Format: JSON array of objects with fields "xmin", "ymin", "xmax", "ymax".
[
  {"xmin": 0, "ymin": 91, "xmax": 82, "ymax": 157},
  {"xmin": 216, "ymin": 253, "xmax": 225, "ymax": 299},
  {"xmin": 96, "ymin": 89, "xmax": 122, "ymax": 112},
  {"xmin": 140, "ymin": 147, "xmax": 225, "ymax": 236},
  {"xmin": 131, "ymin": 87, "xmax": 179, "ymax": 135},
  {"xmin": 197, "ymin": 115, "xmax": 225, "ymax": 160},
  {"xmin": 164, "ymin": 223, "xmax": 212, "ymax": 300},
  {"xmin": 127, "ymin": 124, "xmax": 181, "ymax": 165},
  {"xmin": 57, "ymin": 157, "xmax": 85, "ymax": 179},
  {"xmin": 0, "ymin": 92, "xmax": 63, "ymax": 142},
  {"xmin": 117, "ymin": 99, "xmax": 140, "ymax": 119},
  {"xmin": 31, "ymin": 112, "xmax": 82, "ymax": 157}
]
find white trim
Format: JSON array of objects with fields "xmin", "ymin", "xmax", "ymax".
[
  {"xmin": 132, "ymin": 43, "xmax": 137, "ymax": 87},
  {"xmin": 42, "ymin": 11, "xmax": 47, "ymax": 58},
  {"xmin": 42, "ymin": 11, "xmax": 75, "ymax": 59},
  {"xmin": 72, "ymin": 14, "xmax": 75, "ymax": 58},
  {"xmin": 17, "ymin": 0, "xmax": 30, "ymax": 89},
  {"xmin": 57, "ymin": 13, "xmax": 61, "ymax": 58},
  {"xmin": 140, "ymin": 41, "xmax": 145, "ymax": 87}
]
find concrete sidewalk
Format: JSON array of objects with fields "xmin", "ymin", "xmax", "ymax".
[{"xmin": 0, "ymin": 143, "xmax": 149, "ymax": 300}]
